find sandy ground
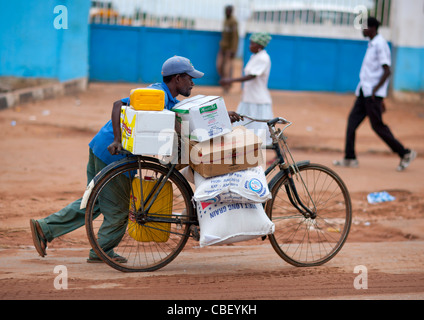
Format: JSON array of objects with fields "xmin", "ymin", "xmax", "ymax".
[{"xmin": 1, "ymin": 77, "xmax": 424, "ymax": 302}]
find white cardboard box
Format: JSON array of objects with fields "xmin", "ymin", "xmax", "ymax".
[
  {"xmin": 172, "ymin": 95, "xmax": 232, "ymax": 142},
  {"xmin": 120, "ymin": 107, "xmax": 176, "ymax": 156}
]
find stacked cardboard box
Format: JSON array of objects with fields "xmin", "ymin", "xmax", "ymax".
[
  {"xmin": 173, "ymin": 95, "xmax": 263, "ymax": 177},
  {"xmin": 173, "ymin": 96, "xmax": 273, "ymax": 247},
  {"xmin": 181, "ymin": 126, "xmax": 263, "ymax": 178},
  {"xmin": 120, "ymin": 106, "xmax": 176, "ymax": 156},
  {"xmin": 173, "ymin": 95, "xmax": 232, "ymax": 142},
  {"xmin": 119, "ymin": 92, "xmax": 274, "ymax": 247}
]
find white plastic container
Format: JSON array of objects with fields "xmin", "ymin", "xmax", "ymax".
[{"xmin": 120, "ymin": 106, "xmax": 176, "ymax": 156}]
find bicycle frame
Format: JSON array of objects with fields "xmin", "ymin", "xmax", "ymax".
[
  {"xmin": 85, "ymin": 116, "xmax": 352, "ymax": 271},
  {"xmin": 241, "ymin": 115, "xmax": 317, "ymax": 219},
  {"xmin": 83, "ymin": 115, "xmax": 318, "ymax": 234}
]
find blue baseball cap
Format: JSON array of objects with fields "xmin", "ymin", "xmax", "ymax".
[{"xmin": 161, "ymin": 56, "xmax": 204, "ymax": 78}]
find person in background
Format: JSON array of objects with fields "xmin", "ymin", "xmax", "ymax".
[
  {"xmin": 334, "ymin": 17, "xmax": 416, "ymax": 171},
  {"xmin": 216, "ymin": 5, "xmax": 239, "ymax": 93},
  {"xmin": 219, "ymin": 32, "xmax": 273, "ymax": 146}
]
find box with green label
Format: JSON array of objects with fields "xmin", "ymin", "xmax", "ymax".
[{"xmin": 172, "ymin": 95, "xmax": 232, "ymax": 142}]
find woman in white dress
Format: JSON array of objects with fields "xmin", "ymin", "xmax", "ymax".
[{"xmin": 219, "ymin": 32, "xmax": 273, "ymax": 146}]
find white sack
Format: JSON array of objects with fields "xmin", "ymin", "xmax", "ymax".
[
  {"xmin": 196, "ymin": 201, "xmax": 275, "ymax": 247},
  {"xmin": 193, "ymin": 166, "xmax": 271, "ymax": 203}
]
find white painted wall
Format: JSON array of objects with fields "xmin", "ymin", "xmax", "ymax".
[{"xmin": 390, "ymin": 0, "xmax": 424, "ymax": 47}]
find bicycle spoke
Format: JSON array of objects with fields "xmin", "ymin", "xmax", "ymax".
[
  {"xmin": 267, "ymin": 164, "xmax": 352, "ymax": 267},
  {"xmin": 85, "ymin": 159, "xmax": 194, "ymax": 272}
]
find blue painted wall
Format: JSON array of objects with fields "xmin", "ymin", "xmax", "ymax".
[
  {"xmin": 1, "ymin": 3, "xmax": 422, "ymax": 95},
  {"xmin": 244, "ymin": 33, "xmax": 368, "ymax": 92},
  {"xmin": 0, "ymin": 0, "xmax": 90, "ymax": 81},
  {"xmin": 90, "ymin": 24, "xmax": 370, "ymax": 93},
  {"xmin": 393, "ymin": 47, "xmax": 424, "ymax": 92},
  {"xmin": 89, "ymin": 24, "xmax": 221, "ymax": 86}
]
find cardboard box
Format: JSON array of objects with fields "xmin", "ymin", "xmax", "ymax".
[
  {"xmin": 182, "ymin": 126, "xmax": 263, "ymax": 178},
  {"xmin": 172, "ymin": 95, "xmax": 232, "ymax": 142},
  {"xmin": 120, "ymin": 107, "xmax": 176, "ymax": 156}
]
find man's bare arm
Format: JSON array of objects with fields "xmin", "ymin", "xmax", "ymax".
[{"xmin": 107, "ymin": 100, "xmax": 124, "ymax": 155}]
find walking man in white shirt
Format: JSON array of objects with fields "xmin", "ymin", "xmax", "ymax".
[{"xmin": 334, "ymin": 17, "xmax": 416, "ymax": 171}]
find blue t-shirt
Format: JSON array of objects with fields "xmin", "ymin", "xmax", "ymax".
[{"xmin": 89, "ymin": 82, "xmax": 179, "ymax": 165}]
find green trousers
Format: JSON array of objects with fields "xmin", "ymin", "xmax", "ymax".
[{"xmin": 38, "ymin": 149, "xmax": 129, "ymax": 258}]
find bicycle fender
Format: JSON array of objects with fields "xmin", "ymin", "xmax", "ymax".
[
  {"xmin": 79, "ymin": 156, "xmax": 152, "ymax": 210},
  {"xmin": 79, "ymin": 155, "xmax": 187, "ymax": 210},
  {"xmin": 80, "ymin": 179, "xmax": 95, "ymax": 209},
  {"xmin": 267, "ymin": 160, "xmax": 310, "ymax": 190}
]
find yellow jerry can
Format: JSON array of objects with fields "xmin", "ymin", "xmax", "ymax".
[
  {"xmin": 128, "ymin": 176, "xmax": 172, "ymax": 242},
  {"xmin": 130, "ymin": 88, "xmax": 165, "ymax": 111}
]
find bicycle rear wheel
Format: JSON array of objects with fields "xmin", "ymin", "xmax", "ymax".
[
  {"xmin": 266, "ymin": 163, "xmax": 352, "ymax": 267},
  {"xmin": 85, "ymin": 160, "xmax": 194, "ymax": 272}
]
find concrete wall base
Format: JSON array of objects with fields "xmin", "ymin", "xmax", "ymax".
[{"xmin": 0, "ymin": 78, "xmax": 87, "ymax": 110}]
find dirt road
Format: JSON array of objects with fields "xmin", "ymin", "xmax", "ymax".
[{"xmin": 1, "ymin": 80, "xmax": 424, "ymax": 301}]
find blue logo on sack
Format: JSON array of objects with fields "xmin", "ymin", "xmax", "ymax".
[
  {"xmin": 205, "ymin": 195, "xmax": 221, "ymax": 204},
  {"xmin": 248, "ymin": 178, "xmax": 263, "ymax": 193}
]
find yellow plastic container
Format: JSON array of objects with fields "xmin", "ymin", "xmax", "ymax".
[
  {"xmin": 130, "ymin": 88, "xmax": 165, "ymax": 111},
  {"xmin": 128, "ymin": 176, "xmax": 172, "ymax": 242}
]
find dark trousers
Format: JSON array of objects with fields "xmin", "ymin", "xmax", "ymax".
[{"xmin": 344, "ymin": 90, "xmax": 407, "ymax": 159}]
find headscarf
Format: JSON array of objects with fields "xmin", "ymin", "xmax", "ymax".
[{"xmin": 250, "ymin": 32, "xmax": 272, "ymax": 47}]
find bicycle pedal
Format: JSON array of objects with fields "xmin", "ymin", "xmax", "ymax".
[{"xmin": 189, "ymin": 225, "xmax": 200, "ymax": 241}]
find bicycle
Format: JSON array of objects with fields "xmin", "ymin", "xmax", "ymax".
[{"xmin": 82, "ymin": 115, "xmax": 352, "ymax": 272}]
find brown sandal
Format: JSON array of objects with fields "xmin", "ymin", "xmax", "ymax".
[
  {"xmin": 87, "ymin": 254, "xmax": 127, "ymax": 264},
  {"xmin": 30, "ymin": 219, "xmax": 47, "ymax": 257}
]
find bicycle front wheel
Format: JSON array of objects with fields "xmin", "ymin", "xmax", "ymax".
[
  {"xmin": 85, "ymin": 160, "xmax": 194, "ymax": 272},
  {"xmin": 266, "ymin": 163, "xmax": 352, "ymax": 267}
]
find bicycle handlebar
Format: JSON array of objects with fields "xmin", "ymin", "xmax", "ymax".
[
  {"xmin": 116, "ymin": 115, "xmax": 291, "ymax": 157},
  {"xmin": 239, "ymin": 115, "xmax": 291, "ymax": 125}
]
